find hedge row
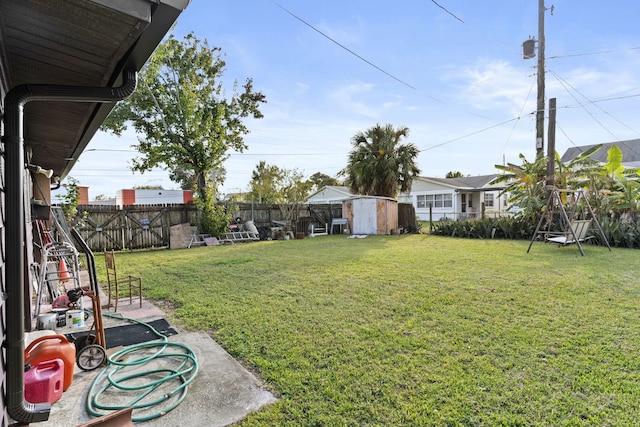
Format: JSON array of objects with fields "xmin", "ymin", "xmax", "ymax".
[{"xmin": 430, "ymin": 216, "xmax": 640, "ymax": 249}]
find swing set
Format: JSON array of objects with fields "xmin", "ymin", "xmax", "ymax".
[
  {"xmin": 525, "ymin": 97, "xmax": 611, "ymax": 256},
  {"xmin": 527, "ymin": 187, "xmax": 611, "ymax": 256}
]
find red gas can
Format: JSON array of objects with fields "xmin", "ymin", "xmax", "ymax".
[
  {"xmin": 24, "ymin": 358, "xmax": 64, "ymax": 404},
  {"xmin": 25, "ymin": 334, "xmax": 75, "ymax": 391}
]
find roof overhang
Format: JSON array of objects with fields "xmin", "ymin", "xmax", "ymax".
[
  {"xmin": 0, "ymin": 0, "xmax": 190, "ymax": 179},
  {"xmin": 414, "ymin": 175, "xmax": 504, "ymax": 192},
  {"xmin": 455, "ymin": 187, "xmax": 505, "ymax": 193}
]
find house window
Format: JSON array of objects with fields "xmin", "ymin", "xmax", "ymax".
[
  {"xmin": 418, "ymin": 193, "xmax": 452, "ymax": 209},
  {"xmin": 485, "ymin": 193, "xmax": 494, "ymax": 208}
]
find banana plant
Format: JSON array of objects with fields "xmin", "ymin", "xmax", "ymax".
[{"xmin": 492, "ymin": 153, "xmax": 549, "ymax": 220}]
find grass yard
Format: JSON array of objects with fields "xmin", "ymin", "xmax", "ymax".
[{"xmin": 98, "ymin": 235, "xmax": 640, "ymax": 426}]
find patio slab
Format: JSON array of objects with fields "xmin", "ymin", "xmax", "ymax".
[{"xmin": 26, "ymin": 298, "xmax": 277, "ymax": 426}]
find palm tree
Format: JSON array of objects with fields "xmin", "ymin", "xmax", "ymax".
[{"xmin": 342, "ymin": 124, "xmax": 420, "ymax": 198}]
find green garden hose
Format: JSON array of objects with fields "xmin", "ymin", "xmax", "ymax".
[{"xmin": 84, "ymin": 312, "xmax": 199, "ymax": 422}]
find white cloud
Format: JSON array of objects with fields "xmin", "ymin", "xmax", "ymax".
[
  {"xmin": 328, "ymin": 81, "xmax": 380, "ymax": 118},
  {"xmin": 294, "ymin": 82, "xmax": 310, "ymax": 94},
  {"xmin": 450, "ymin": 59, "xmax": 537, "ymax": 117},
  {"xmin": 315, "ymin": 16, "xmax": 366, "ymax": 47}
]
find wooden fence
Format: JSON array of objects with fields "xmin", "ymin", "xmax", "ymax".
[
  {"xmin": 70, "ymin": 202, "xmax": 417, "ymax": 252},
  {"xmin": 70, "ymin": 204, "xmax": 196, "ymax": 251},
  {"xmin": 398, "ymin": 203, "xmax": 417, "ymax": 232},
  {"xmin": 70, "ymin": 202, "xmax": 348, "ymax": 251}
]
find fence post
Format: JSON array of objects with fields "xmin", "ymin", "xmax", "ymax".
[
  {"xmin": 119, "ymin": 209, "xmax": 126, "ymax": 250},
  {"xmin": 429, "ymin": 203, "xmax": 433, "ymax": 232},
  {"xmin": 162, "ymin": 207, "xmax": 170, "ymax": 246}
]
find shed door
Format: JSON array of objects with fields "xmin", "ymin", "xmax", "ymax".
[{"xmin": 352, "ymin": 199, "xmax": 377, "ymax": 235}]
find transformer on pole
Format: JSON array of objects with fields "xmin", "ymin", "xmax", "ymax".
[{"xmin": 523, "ymin": 0, "xmax": 551, "ymax": 158}]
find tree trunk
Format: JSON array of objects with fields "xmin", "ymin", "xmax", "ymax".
[{"xmin": 196, "ymin": 172, "xmax": 207, "ymax": 201}]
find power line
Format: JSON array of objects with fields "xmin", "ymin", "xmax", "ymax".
[
  {"xmin": 229, "ymin": 152, "xmax": 343, "ymax": 156},
  {"xmin": 556, "ymin": 87, "xmax": 640, "ymax": 112},
  {"xmin": 430, "ymin": 0, "xmax": 466, "ymax": 24},
  {"xmin": 268, "ymin": 0, "xmax": 417, "ymax": 91},
  {"xmin": 556, "ymin": 122, "xmax": 578, "ymax": 149},
  {"xmin": 83, "ymin": 148, "xmax": 345, "ymax": 157},
  {"xmin": 584, "ymin": 91, "xmax": 640, "ymax": 104},
  {"xmin": 549, "ymin": 69, "xmax": 616, "ymax": 139},
  {"xmin": 557, "ymin": 121, "xmax": 639, "ymax": 163},
  {"xmin": 502, "ymin": 78, "xmax": 536, "ymax": 155},
  {"xmin": 419, "ymin": 117, "xmax": 520, "ymax": 152},
  {"xmin": 84, "ymin": 148, "xmax": 137, "ymax": 152},
  {"xmin": 269, "ymin": 1, "xmax": 472, "ymax": 106},
  {"xmin": 549, "ymin": 69, "xmax": 639, "ymax": 139},
  {"xmin": 548, "ymin": 45, "xmax": 640, "ymax": 60}
]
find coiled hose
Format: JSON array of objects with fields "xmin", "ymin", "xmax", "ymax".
[{"xmin": 85, "ymin": 313, "xmax": 199, "ymax": 423}]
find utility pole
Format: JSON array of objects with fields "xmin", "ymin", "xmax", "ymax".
[
  {"xmin": 536, "ymin": 0, "xmax": 546, "ymax": 158},
  {"xmin": 546, "ymin": 98, "xmax": 556, "ymax": 187}
]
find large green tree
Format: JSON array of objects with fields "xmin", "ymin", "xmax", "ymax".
[
  {"xmin": 247, "ymin": 161, "xmax": 284, "ymax": 204},
  {"xmin": 446, "ymin": 171, "xmax": 464, "ymax": 178},
  {"xmin": 342, "ymin": 123, "xmax": 420, "ymax": 197},
  {"xmin": 247, "ymin": 161, "xmax": 312, "ymax": 204},
  {"xmin": 101, "ymin": 32, "xmax": 266, "ymax": 235},
  {"xmin": 308, "ymin": 172, "xmax": 341, "ymax": 191}
]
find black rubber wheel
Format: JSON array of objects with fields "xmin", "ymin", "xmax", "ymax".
[
  {"xmin": 73, "ymin": 333, "xmax": 96, "ymax": 352},
  {"xmin": 76, "ymin": 344, "xmax": 106, "ymax": 371}
]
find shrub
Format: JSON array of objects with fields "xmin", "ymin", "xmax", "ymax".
[{"xmin": 431, "ymin": 215, "xmax": 640, "ymax": 249}]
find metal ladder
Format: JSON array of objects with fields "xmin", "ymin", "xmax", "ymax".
[
  {"xmin": 34, "ymin": 216, "xmax": 83, "ymax": 317},
  {"xmin": 223, "ymin": 231, "xmax": 260, "ymax": 242}
]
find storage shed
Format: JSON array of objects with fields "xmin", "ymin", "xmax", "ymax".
[{"xmin": 342, "ymin": 196, "xmax": 399, "ymax": 235}]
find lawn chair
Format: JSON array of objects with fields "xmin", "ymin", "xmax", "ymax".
[
  {"xmin": 104, "ymin": 250, "xmax": 142, "ymax": 312},
  {"xmin": 545, "ymin": 219, "xmax": 593, "ymax": 246}
]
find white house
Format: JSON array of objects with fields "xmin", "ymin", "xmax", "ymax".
[
  {"xmin": 307, "ymin": 177, "xmax": 512, "ymax": 221},
  {"xmin": 306, "ymin": 186, "xmax": 354, "ymax": 204},
  {"xmin": 398, "ymin": 175, "xmax": 510, "ymax": 221}
]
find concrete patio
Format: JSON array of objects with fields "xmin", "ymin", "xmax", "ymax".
[{"xmin": 27, "ymin": 297, "xmax": 277, "ymax": 426}]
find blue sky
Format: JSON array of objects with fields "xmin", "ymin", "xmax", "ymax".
[{"xmin": 67, "ymin": 0, "xmax": 640, "ymax": 200}]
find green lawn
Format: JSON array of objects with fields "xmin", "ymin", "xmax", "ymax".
[{"xmin": 98, "ymin": 235, "xmax": 640, "ymax": 426}]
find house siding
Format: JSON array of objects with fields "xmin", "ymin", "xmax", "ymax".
[
  {"xmin": 306, "ymin": 186, "xmax": 353, "ymax": 204},
  {"xmin": 408, "ymin": 179, "xmax": 459, "ymax": 220},
  {"xmin": 403, "ymin": 176, "xmax": 509, "ymax": 221}
]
